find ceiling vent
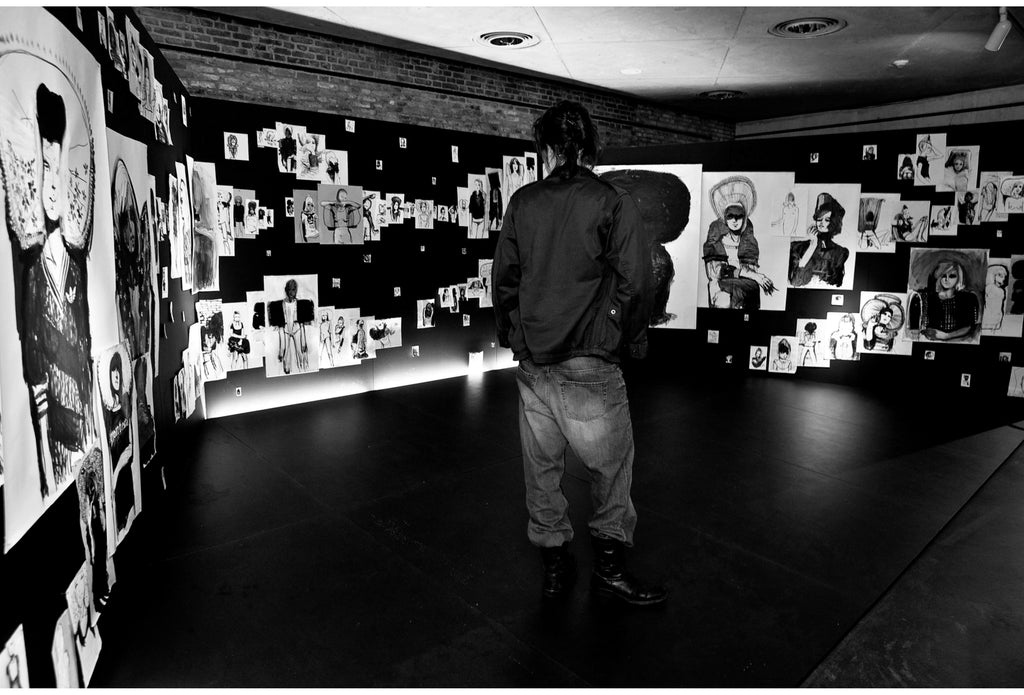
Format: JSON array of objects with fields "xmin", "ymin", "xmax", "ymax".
[
  {"xmin": 474, "ymin": 31, "xmax": 540, "ymax": 49},
  {"xmin": 699, "ymin": 90, "xmax": 746, "ymax": 100},
  {"xmin": 768, "ymin": 17, "xmax": 848, "ymax": 38}
]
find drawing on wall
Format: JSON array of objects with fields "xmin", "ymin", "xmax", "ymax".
[
  {"xmin": 415, "ymin": 199, "xmax": 435, "ymax": 229},
  {"xmin": 502, "ymin": 155, "xmax": 527, "ymax": 203},
  {"xmin": 929, "ymin": 203, "xmax": 957, "ymax": 236},
  {"xmin": 749, "ymin": 345, "xmax": 768, "ymax": 370},
  {"xmin": 478, "ymin": 258, "xmax": 493, "ymax": 308},
  {"xmin": 318, "ymin": 184, "xmax": 363, "ymax": 244},
  {"xmin": 978, "ymin": 171, "xmax": 1010, "ymax": 222},
  {"xmin": 52, "ymin": 609, "xmax": 82, "ymax": 688},
  {"xmin": 957, "ymin": 190, "xmax": 980, "ymax": 226},
  {"xmin": 907, "ymin": 247, "xmax": 987, "ymax": 344},
  {"xmin": 937, "ymin": 145, "xmax": 979, "ymax": 193},
  {"xmin": 75, "ymin": 446, "xmax": 114, "ymax": 615},
  {"xmin": 265, "ymin": 274, "xmax": 319, "ymax": 377},
  {"xmin": 316, "ymin": 306, "xmax": 338, "ymax": 369},
  {"xmin": 297, "ymin": 131, "xmax": 326, "ymax": 181},
  {"xmin": 276, "ymin": 122, "xmax": 303, "ymax": 174},
  {"xmin": 216, "ymin": 184, "xmax": 234, "ymax": 256},
  {"xmin": 596, "ymin": 164, "xmax": 702, "ymax": 329},
  {"xmin": 362, "ymin": 190, "xmax": 380, "ymax": 241},
  {"xmin": 998, "ymin": 175, "xmax": 1024, "ymax": 214},
  {"xmin": 467, "ymin": 174, "xmax": 489, "ymax": 238},
  {"xmin": 197, "ymin": 299, "xmax": 227, "ymax": 381},
  {"xmin": 981, "ymin": 255, "xmax": 1024, "ymax": 338},
  {"xmin": 321, "ymin": 149, "xmax": 348, "ymax": 185},
  {"xmin": 436, "ymin": 204, "xmax": 449, "ymax": 224},
  {"xmin": 66, "ymin": 562, "xmax": 102, "ymax": 685},
  {"xmin": 698, "ymin": 172, "xmax": 792, "ymax": 311},
  {"xmin": 231, "ymin": 188, "xmax": 255, "ymax": 240},
  {"xmin": 190, "ymin": 161, "xmax": 220, "ymax": 292},
  {"xmin": 794, "ymin": 318, "xmax": 830, "ymax": 368},
  {"xmin": 455, "ymin": 186, "xmax": 470, "ymax": 228},
  {"xmin": 0, "ymin": 11, "xmax": 119, "ymax": 552},
  {"xmin": 246, "ymin": 290, "xmax": 267, "ymax": 370},
  {"xmin": 223, "ymin": 131, "xmax": 249, "ymax": 161},
  {"xmin": 417, "ymin": 299, "xmax": 436, "ymax": 329},
  {"xmin": 385, "ymin": 193, "xmax": 405, "ymax": 226},
  {"xmin": 293, "ymin": 189, "xmax": 318, "ymax": 243},
  {"xmin": 369, "ymin": 317, "xmax": 402, "ymax": 351},
  {"xmin": 856, "ymin": 193, "xmax": 901, "ymax": 252},
  {"xmin": 825, "ymin": 312, "xmax": 861, "ymax": 361},
  {"xmin": 486, "ymin": 167, "xmax": 503, "ymax": 231},
  {"xmin": 768, "ymin": 336, "xmax": 798, "ymax": 374},
  {"xmin": 1, "ymin": 625, "xmax": 29, "ymax": 688},
  {"xmin": 133, "ymin": 352, "xmax": 155, "ymax": 466},
  {"xmin": 862, "ymin": 144, "xmax": 877, "ymax": 161},
  {"xmin": 891, "ymin": 200, "xmax": 931, "ymax": 242},
  {"xmin": 97, "ymin": 341, "xmax": 140, "ymax": 544},
  {"xmin": 858, "ymin": 292, "xmax": 912, "ymax": 356},
  {"xmin": 897, "ymin": 154, "xmax": 915, "ymax": 181},
  {"xmin": 333, "ymin": 307, "xmax": 362, "ymax": 367},
  {"xmin": 914, "ymin": 133, "xmax": 946, "ymax": 186},
  {"xmin": 222, "ymin": 301, "xmax": 252, "ymax": 371},
  {"xmin": 789, "ymin": 185, "xmax": 861, "ymax": 290},
  {"xmin": 769, "ymin": 184, "xmax": 808, "ymax": 237},
  {"xmin": 175, "ymin": 162, "xmax": 193, "ymax": 292}
]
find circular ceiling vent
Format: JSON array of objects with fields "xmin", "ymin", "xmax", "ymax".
[
  {"xmin": 699, "ymin": 90, "xmax": 746, "ymax": 100},
  {"xmin": 768, "ymin": 17, "xmax": 848, "ymax": 38},
  {"xmin": 474, "ymin": 31, "xmax": 540, "ymax": 49}
]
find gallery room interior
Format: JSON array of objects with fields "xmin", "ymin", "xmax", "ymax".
[{"xmin": 3, "ymin": 4, "xmax": 1024, "ymax": 688}]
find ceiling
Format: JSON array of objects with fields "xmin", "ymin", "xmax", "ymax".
[{"xmin": 214, "ymin": 6, "xmax": 1024, "ymax": 123}]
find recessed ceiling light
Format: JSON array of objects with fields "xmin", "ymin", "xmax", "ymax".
[
  {"xmin": 473, "ymin": 31, "xmax": 540, "ymax": 49},
  {"xmin": 891, "ymin": 59, "xmax": 910, "ymax": 68},
  {"xmin": 620, "ymin": 67, "xmax": 643, "ymax": 75},
  {"xmin": 699, "ymin": 90, "xmax": 746, "ymax": 100},
  {"xmin": 768, "ymin": 17, "xmax": 848, "ymax": 39}
]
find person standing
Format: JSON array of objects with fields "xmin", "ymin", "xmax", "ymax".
[{"xmin": 492, "ymin": 100, "xmax": 665, "ymax": 606}]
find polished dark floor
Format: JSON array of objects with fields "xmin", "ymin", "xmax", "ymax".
[{"xmin": 91, "ymin": 365, "xmax": 1024, "ymax": 687}]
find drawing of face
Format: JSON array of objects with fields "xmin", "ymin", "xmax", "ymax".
[
  {"xmin": 110, "ymin": 362, "xmax": 121, "ymax": 395},
  {"xmin": 303, "ymin": 195, "xmax": 315, "ymax": 215},
  {"xmin": 950, "ymin": 153, "xmax": 966, "ymax": 172},
  {"xmin": 753, "ymin": 348, "xmax": 763, "ymax": 360},
  {"xmin": 336, "ymin": 188, "xmax": 349, "ymax": 203},
  {"xmin": 41, "ymin": 138, "xmax": 63, "ymax": 223},
  {"xmin": 878, "ymin": 309, "xmax": 892, "ymax": 326},
  {"xmin": 724, "ymin": 205, "xmax": 745, "ymax": 232},
  {"xmin": 419, "ymin": 200, "xmax": 428, "ymax": 213},
  {"xmin": 233, "ymin": 311, "xmax": 242, "ymax": 326},
  {"xmin": 285, "ymin": 279, "xmax": 298, "ymax": 300},
  {"xmin": 247, "ymin": 201, "xmax": 257, "ymax": 215},
  {"xmin": 815, "ymin": 210, "xmax": 832, "ymax": 234},
  {"xmin": 937, "ymin": 265, "xmax": 960, "ymax": 290},
  {"xmin": 475, "ymin": 179, "xmax": 483, "ymax": 192},
  {"xmin": 227, "ymin": 134, "xmax": 238, "ymax": 156},
  {"xmin": 204, "ymin": 330, "xmax": 216, "ymax": 350},
  {"xmin": 1012, "ymin": 182, "xmax": 1024, "ymax": 198}
]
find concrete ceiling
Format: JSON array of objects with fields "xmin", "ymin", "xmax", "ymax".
[{"xmin": 214, "ymin": 6, "xmax": 1024, "ymax": 123}]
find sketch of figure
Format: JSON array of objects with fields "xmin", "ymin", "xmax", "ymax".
[
  {"xmin": 897, "ymin": 155, "xmax": 915, "ymax": 181},
  {"xmin": 859, "ymin": 293, "xmax": 906, "ymax": 353},
  {"xmin": 66, "ymin": 562, "xmax": 102, "ymax": 685},
  {"xmin": 267, "ymin": 277, "xmax": 316, "ymax": 376},
  {"xmin": 216, "ymin": 185, "xmax": 234, "ymax": 256},
  {"xmin": 942, "ymin": 148, "xmax": 972, "ymax": 192},
  {"xmin": 369, "ymin": 318, "xmax": 401, "ymax": 350},
  {"xmin": 110, "ymin": 149, "xmax": 154, "ymax": 365},
  {"xmin": 297, "ymin": 132, "xmax": 325, "ymax": 181},
  {"xmin": 362, "ymin": 192, "xmax": 379, "ymax": 241},
  {"xmin": 929, "ymin": 204, "xmax": 955, "ymax": 235},
  {"xmin": 891, "ymin": 202, "xmax": 929, "ymax": 242},
  {"xmin": 351, "ymin": 318, "xmax": 368, "ymax": 359},
  {"xmin": 983, "ymin": 264, "xmax": 1009, "ymax": 331},
  {"xmin": 1000, "ymin": 176, "xmax": 1024, "ymax": 214},
  {"xmin": 772, "ymin": 191, "xmax": 800, "ymax": 236},
  {"xmin": 224, "ymin": 132, "xmax": 240, "ymax": 160},
  {"xmin": 468, "ymin": 175, "xmax": 488, "ymax": 238},
  {"xmin": 319, "ymin": 310, "xmax": 335, "ymax": 367},
  {"xmin": 298, "ymin": 193, "xmax": 318, "ymax": 242},
  {"xmin": 2, "ymin": 625, "xmax": 29, "ymax": 688},
  {"xmin": 957, "ymin": 191, "xmax": 979, "ymax": 225},
  {"xmin": 200, "ymin": 316, "xmax": 225, "ymax": 381},
  {"xmin": 979, "ymin": 180, "xmax": 999, "ymax": 222},
  {"xmin": 75, "ymin": 449, "xmax": 111, "ymax": 612},
  {"xmin": 99, "ymin": 345, "xmax": 136, "ymax": 539},
  {"xmin": 702, "ymin": 176, "xmax": 775, "ymax": 309},
  {"xmin": 769, "ymin": 337, "xmax": 797, "ymax": 374},
  {"xmin": 415, "ymin": 199, "xmax": 434, "ymax": 230},
  {"xmin": 789, "ymin": 192, "xmax": 850, "ymax": 288},
  {"xmin": 503, "ymin": 156, "xmax": 526, "ymax": 202},
  {"xmin": 829, "ymin": 313, "xmax": 859, "ymax": 360},
  {"xmin": 417, "ymin": 299, "xmax": 436, "ymax": 329},
  {"xmin": 749, "ymin": 345, "xmax": 767, "ymax": 370},
  {"xmin": 908, "ymin": 250, "xmax": 985, "ymax": 344},
  {"xmin": 133, "ymin": 354, "xmax": 155, "ymax": 467},
  {"xmin": 914, "ymin": 134, "xmax": 944, "ymax": 185},
  {"xmin": 387, "ymin": 194, "xmax": 404, "ymax": 225},
  {"xmin": 318, "ymin": 186, "xmax": 362, "ymax": 244},
  {"xmin": 277, "ymin": 124, "xmax": 298, "ymax": 173},
  {"xmin": 2, "ymin": 77, "xmax": 99, "ymax": 501},
  {"xmin": 798, "ymin": 321, "xmax": 823, "ymax": 367},
  {"xmin": 190, "ymin": 161, "xmax": 219, "ymax": 292},
  {"xmin": 226, "ymin": 310, "xmax": 251, "ymax": 370},
  {"xmin": 487, "ymin": 168, "xmax": 503, "ymax": 230},
  {"xmin": 322, "ymin": 150, "xmax": 344, "ymax": 185},
  {"xmin": 334, "ymin": 314, "xmax": 347, "ymax": 359}
]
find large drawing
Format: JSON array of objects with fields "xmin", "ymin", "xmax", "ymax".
[
  {"xmin": 788, "ymin": 184, "xmax": 861, "ymax": 291},
  {"xmin": 190, "ymin": 160, "xmax": 220, "ymax": 292},
  {"xmin": 907, "ymin": 247, "xmax": 987, "ymax": 345},
  {"xmin": 264, "ymin": 274, "xmax": 319, "ymax": 377},
  {"xmin": 97, "ymin": 341, "xmax": 140, "ymax": 545},
  {"xmin": 0, "ymin": 10, "xmax": 117, "ymax": 552}
]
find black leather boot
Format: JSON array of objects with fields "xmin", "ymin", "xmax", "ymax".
[
  {"xmin": 539, "ymin": 542, "xmax": 576, "ymax": 599},
  {"xmin": 591, "ymin": 536, "xmax": 667, "ymax": 606}
]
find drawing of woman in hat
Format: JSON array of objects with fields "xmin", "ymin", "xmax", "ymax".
[
  {"xmin": 701, "ymin": 175, "xmax": 775, "ymax": 310},
  {"xmin": 789, "ymin": 192, "xmax": 850, "ymax": 288}
]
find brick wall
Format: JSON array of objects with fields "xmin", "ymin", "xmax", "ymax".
[{"xmin": 136, "ymin": 7, "xmax": 734, "ymax": 147}]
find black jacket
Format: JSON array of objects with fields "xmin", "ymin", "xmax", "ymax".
[{"xmin": 492, "ymin": 165, "xmax": 652, "ymax": 364}]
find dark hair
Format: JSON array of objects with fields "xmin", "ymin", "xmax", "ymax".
[
  {"xmin": 532, "ymin": 100, "xmax": 600, "ymax": 177},
  {"xmin": 109, "ymin": 351, "xmax": 123, "ymax": 393},
  {"xmin": 36, "ymin": 83, "xmax": 67, "ymax": 144}
]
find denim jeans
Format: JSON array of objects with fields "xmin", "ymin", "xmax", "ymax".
[{"xmin": 515, "ymin": 356, "xmax": 638, "ymax": 549}]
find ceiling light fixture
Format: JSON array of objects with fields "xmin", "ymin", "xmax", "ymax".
[
  {"xmin": 699, "ymin": 90, "xmax": 746, "ymax": 100},
  {"xmin": 768, "ymin": 17, "xmax": 848, "ymax": 39},
  {"xmin": 986, "ymin": 7, "xmax": 1013, "ymax": 51},
  {"xmin": 473, "ymin": 31, "xmax": 539, "ymax": 49}
]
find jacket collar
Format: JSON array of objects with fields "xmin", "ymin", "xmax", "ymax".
[{"xmin": 545, "ymin": 164, "xmax": 597, "ymax": 181}]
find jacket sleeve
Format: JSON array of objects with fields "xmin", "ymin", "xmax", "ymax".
[
  {"xmin": 492, "ymin": 199, "xmax": 521, "ymax": 349},
  {"xmin": 606, "ymin": 191, "xmax": 653, "ymax": 359}
]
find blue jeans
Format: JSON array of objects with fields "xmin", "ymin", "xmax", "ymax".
[{"xmin": 515, "ymin": 356, "xmax": 638, "ymax": 549}]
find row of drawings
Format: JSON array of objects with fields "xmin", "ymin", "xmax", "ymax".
[{"xmin": 593, "ymin": 161, "xmax": 1023, "ymax": 332}]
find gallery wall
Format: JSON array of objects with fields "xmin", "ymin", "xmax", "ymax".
[{"xmin": 0, "ymin": 7, "xmax": 194, "ymax": 686}]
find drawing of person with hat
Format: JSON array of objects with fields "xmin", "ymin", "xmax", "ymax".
[
  {"xmin": 789, "ymin": 192, "xmax": 850, "ymax": 288},
  {"xmin": 701, "ymin": 175, "xmax": 775, "ymax": 310}
]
